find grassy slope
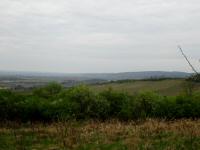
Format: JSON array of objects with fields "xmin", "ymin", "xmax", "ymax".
[{"xmin": 91, "ymin": 79, "xmax": 200, "ymax": 96}]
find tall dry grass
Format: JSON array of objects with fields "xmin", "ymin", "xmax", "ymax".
[{"xmin": 0, "ymin": 119, "xmax": 200, "ymax": 150}]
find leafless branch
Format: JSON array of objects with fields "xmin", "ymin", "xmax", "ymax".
[{"xmin": 178, "ymin": 45, "xmax": 198, "ymax": 74}]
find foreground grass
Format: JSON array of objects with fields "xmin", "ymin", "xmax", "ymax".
[{"xmin": 1, "ymin": 119, "xmax": 200, "ymax": 150}]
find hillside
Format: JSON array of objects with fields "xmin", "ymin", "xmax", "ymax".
[
  {"xmin": 91, "ymin": 79, "xmax": 200, "ymax": 96},
  {"xmin": 74, "ymin": 71, "xmax": 191, "ymax": 81}
]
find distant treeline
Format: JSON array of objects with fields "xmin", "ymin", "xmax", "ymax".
[
  {"xmin": 0, "ymin": 83, "xmax": 200, "ymax": 122},
  {"xmin": 96, "ymin": 77, "xmax": 184, "ymax": 85}
]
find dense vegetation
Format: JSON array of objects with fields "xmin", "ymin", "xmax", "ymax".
[{"xmin": 0, "ymin": 82, "xmax": 200, "ymax": 122}]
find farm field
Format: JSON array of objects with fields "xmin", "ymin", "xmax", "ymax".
[
  {"xmin": 91, "ymin": 79, "xmax": 200, "ymax": 96},
  {"xmin": 1, "ymin": 119, "xmax": 200, "ymax": 150}
]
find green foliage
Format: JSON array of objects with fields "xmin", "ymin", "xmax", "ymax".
[
  {"xmin": 100, "ymin": 88, "xmax": 129, "ymax": 118},
  {"xmin": 61, "ymin": 85, "xmax": 97, "ymax": 119},
  {"xmin": 33, "ymin": 82, "xmax": 63, "ymax": 99},
  {"xmin": 0, "ymin": 83, "xmax": 200, "ymax": 122}
]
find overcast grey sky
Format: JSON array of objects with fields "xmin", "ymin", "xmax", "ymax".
[{"xmin": 0, "ymin": 0, "xmax": 200, "ymax": 73}]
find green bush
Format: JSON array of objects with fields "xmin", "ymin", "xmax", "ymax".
[
  {"xmin": 100, "ymin": 88, "xmax": 129, "ymax": 118},
  {"xmin": 63, "ymin": 85, "xmax": 97, "ymax": 119},
  {"xmin": 33, "ymin": 82, "xmax": 63, "ymax": 99},
  {"xmin": 0, "ymin": 83, "xmax": 200, "ymax": 122},
  {"xmin": 0, "ymin": 90, "xmax": 25, "ymax": 121}
]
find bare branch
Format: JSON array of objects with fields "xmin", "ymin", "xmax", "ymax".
[{"xmin": 178, "ymin": 45, "xmax": 198, "ymax": 74}]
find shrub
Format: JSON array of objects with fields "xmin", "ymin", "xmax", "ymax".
[
  {"xmin": 0, "ymin": 83, "xmax": 200, "ymax": 122},
  {"xmin": 0, "ymin": 90, "xmax": 25, "ymax": 121},
  {"xmin": 100, "ymin": 88, "xmax": 129, "ymax": 118},
  {"xmin": 61, "ymin": 85, "xmax": 98, "ymax": 119},
  {"xmin": 134, "ymin": 92, "xmax": 161, "ymax": 118},
  {"xmin": 33, "ymin": 82, "xmax": 63, "ymax": 99}
]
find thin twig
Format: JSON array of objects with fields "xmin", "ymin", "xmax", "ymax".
[{"xmin": 178, "ymin": 45, "xmax": 198, "ymax": 74}]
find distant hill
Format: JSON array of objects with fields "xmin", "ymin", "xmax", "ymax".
[
  {"xmin": 0, "ymin": 71, "xmax": 191, "ymax": 89},
  {"xmin": 0, "ymin": 71, "xmax": 191, "ymax": 81},
  {"xmin": 69, "ymin": 71, "xmax": 191, "ymax": 81}
]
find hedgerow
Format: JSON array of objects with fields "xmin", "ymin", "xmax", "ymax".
[{"xmin": 0, "ymin": 83, "xmax": 200, "ymax": 122}]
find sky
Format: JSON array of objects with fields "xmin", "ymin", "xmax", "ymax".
[{"xmin": 0, "ymin": 0, "xmax": 200, "ymax": 73}]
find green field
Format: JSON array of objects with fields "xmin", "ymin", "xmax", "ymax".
[{"xmin": 91, "ymin": 79, "xmax": 200, "ymax": 96}]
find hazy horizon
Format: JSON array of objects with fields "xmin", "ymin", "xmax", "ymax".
[
  {"xmin": 0, "ymin": 0, "xmax": 199, "ymax": 73},
  {"xmin": 0, "ymin": 69, "xmax": 192, "ymax": 75}
]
